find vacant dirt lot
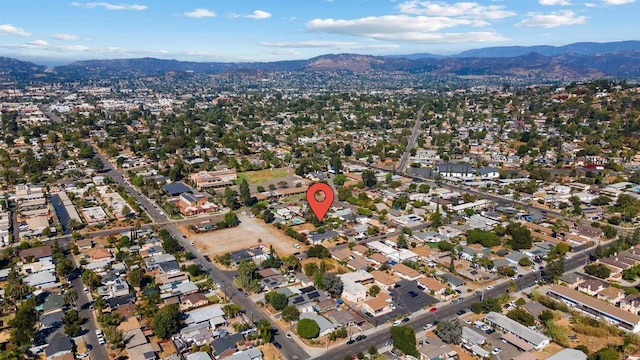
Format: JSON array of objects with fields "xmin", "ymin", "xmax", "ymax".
[{"xmin": 192, "ymin": 213, "xmax": 306, "ymax": 257}]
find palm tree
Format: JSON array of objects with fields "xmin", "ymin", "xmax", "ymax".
[
  {"xmin": 6, "ymin": 278, "xmax": 30, "ymax": 310},
  {"xmin": 64, "ymin": 288, "xmax": 78, "ymax": 309}
]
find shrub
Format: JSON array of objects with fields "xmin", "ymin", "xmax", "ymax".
[{"xmin": 297, "ymin": 319, "xmax": 320, "ymax": 339}]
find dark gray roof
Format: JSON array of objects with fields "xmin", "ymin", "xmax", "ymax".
[
  {"xmin": 107, "ymin": 294, "xmax": 135, "ymax": 309},
  {"xmin": 212, "ymin": 333, "xmax": 244, "ymax": 355},
  {"xmin": 441, "ymin": 273, "xmax": 464, "ymax": 287},
  {"xmin": 158, "ymin": 261, "xmax": 181, "ymax": 273},
  {"xmin": 163, "ymin": 182, "xmax": 192, "ymax": 196},
  {"xmin": 40, "ymin": 309, "xmax": 64, "ymax": 328},
  {"xmin": 46, "ymin": 336, "xmax": 73, "ymax": 357}
]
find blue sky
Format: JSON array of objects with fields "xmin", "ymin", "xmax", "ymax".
[{"xmin": 1, "ymin": 0, "xmax": 638, "ymax": 64}]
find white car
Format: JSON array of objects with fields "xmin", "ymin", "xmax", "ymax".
[
  {"xmin": 486, "ymin": 285, "xmax": 494, "ymax": 290},
  {"xmin": 392, "ymin": 320, "xmax": 402, "ymax": 326},
  {"xmin": 83, "ymin": 287, "xmax": 89, "ymax": 293},
  {"xmin": 422, "ymin": 323, "xmax": 433, "ymax": 331},
  {"xmin": 286, "ymin": 333, "xmax": 293, "ymax": 339},
  {"xmin": 492, "ymin": 348, "xmax": 502, "ymax": 355},
  {"xmin": 464, "ymin": 319, "xmax": 472, "ymax": 325},
  {"xmin": 98, "ymin": 337, "xmax": 106, "ymax": 345}
]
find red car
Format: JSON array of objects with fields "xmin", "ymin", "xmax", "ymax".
[{"xmin": 429, "ymin": 307, "xmax": 438, "ymax": 312}]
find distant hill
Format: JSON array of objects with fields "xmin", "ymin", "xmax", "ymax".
[
  {"xmin": 0, "ymin": 57, "xmax": 48, "ymax": 81},
  {"xmin": 2, "ymin": 40, "xmax": 640, "ymax": 83},
  {"xmin": 453, "ymin": 40, "xmax": 640, "ymax": 58}
]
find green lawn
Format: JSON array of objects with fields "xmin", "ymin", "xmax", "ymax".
[{"xmin": 238, "ymin": 168, "xmax": 292, "ymax": 184}]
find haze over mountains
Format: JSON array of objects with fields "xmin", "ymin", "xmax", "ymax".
[{"xmin": 2, "ymin": 40, "xmax": 640, "ymax": 82}]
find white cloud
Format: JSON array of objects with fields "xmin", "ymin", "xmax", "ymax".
[
  {"xmin": 245, "ymin": 10, "xmax": 272, "ymax": 20},
  {"xmin": 307, "ymin": 15, "xmax": 482, "ymax": 35},
  {"xmin": 260, "ymin": 40, "xmax": 399, "ymax": 50},
  {"xmin": 71, "ymin": 2, "xmax": 147, "ymax": 11},
  {"xmin": 53, "ymin": 33, "xmax": 80, "ymax": 40},
  {"xmin": 28, "ymin": 40, "xmax": 49, "ymax": 47},
  {"xmin": 539, "ymin": 0, "xmax": 572, "ymax": 5},
  {"xmin": 306, "ymin": 13, "xmax": 509, "ymax": 44},
  {"xmin": 0, "ymin": 24, "xmax": 32, "ymax": 37},
  {"xmin": 516, "ymin": 10, "xmax": 587, "ymax": 28},
  {"xmin": 585, "ymin": 2, "xmax": 597, "ymax": 6},
  {"xmin": 602, "ymin": 0, "xmax": 635, "ymax": 4},
  {"xmin": 397, "ymin": 1, "xmax": 516, "ymax": 20},
  {"xmin": 183, "ymin": 8, "xmax": 216, "ymax": 18},
  {"xmin": 229, "ymin": 10, "xmax": 272, "ymax": 19}
]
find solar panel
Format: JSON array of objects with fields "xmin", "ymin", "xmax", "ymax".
[
  {"xmin": 308, "ymin": 291, "xmax": 320, "ymax": 299},
  {"xmin": 293, "ymin": 297, "xmax": 304, "ymax": 304}
]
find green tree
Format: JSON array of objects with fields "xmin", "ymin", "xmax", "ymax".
[
  {"xmin": 518, "ymin": 257, "xmax": 533, "ymax": 267},
  {"xmin": 436, "ymin": 319, "xmax": 462, "ymax": 344},
  {"xmin": 265, "ymin": 291, "xmax": 288, "ymax": 311},
  {"xmin": 237, "ymin": 260, "xmax": 258, "ymax": 289},
  {"xmin": 307, "ymin": 244, "xmax": 331, "ymax": 258},
  {"xmin": 63, "ymin": 309, "xmax": 83, "ymax": 336},
  {"xmin": 362, "ymin": 170, "xmax": 377, "ymax": 188},
  {"xmin": 56, "ymin": 257, "xmax": 75, "ymax": 277},
  {"xmin": 506, "ymin": 308, "xmax": 534, "ymax": 326},
  {"xmin": 304, "ymin": 262, "xmax": 319, "ymax": 276},
  {"xmin": 215, "ymin": 252, "xmax": 232, "ymax": 268},
  {"xmin": 151, "ymin": 304, "xmax": 182, "ymax": 339},
  {"xmin": 281, "ymin": 305, "xmax": 300, "ymax": 323},
  {"xmin": 81, "ymin": 269, "xmax": 101, "ymax": 290},
  {"xmin": 9, "ymin": 298, "xmax": 37, "ymax": 348},
  {"xmin": 544, "ymin": 259, "xmax": 565, "ymax": 283},
  {"xmin": 390, "ymin": 325, "xmax": 418, "ymax": 357},
  {"xmin": 589, "ymin": 347, "xmax": 620, "ymax": 360},
  {"xmin": 506, "ymin": 222, "xmax": 533, "ymax": 250},
  {"xmin": 64, "ymin": 288, "xmax": 78, "ymax": 308},
  {"xmin": 397, "ymin": 233, "xmax": 408, "ymax": 249},
  {"xmin": 239, "ymin": 178, "xmax": 251, "ymax": 205},
  {"xmin": 323, "ymin": 273, "xmax": 344, "ymax": 297},
  {"xmin": 584, "ymin": 264, "xmax": 611, "ymax": 279},
  {"xmin": 224, "ymin": 212, "xmax": 238, "ymax": 227},
  {"xmin": 256, "ymin": 318, "xmax": 274, "ymax": 343},
  {"xmin": 369, "ymin": 284, "xmax": 381, "ymax": 297},
  {"xmin": 297, "ymin": 318, "xmax": 320, "ymax": 339},
  {"xmin": 222, "ymin": 304, "xmax": 243, "ymax": 318}
]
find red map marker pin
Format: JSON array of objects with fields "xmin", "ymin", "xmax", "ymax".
[{"xmin": 306, "ymin": 183, "xmax": 334, "ymax": 222}]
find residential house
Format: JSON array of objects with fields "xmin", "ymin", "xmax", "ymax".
[
  {"xmin": 417, "ymin": 277, "xmax": 448, "ymax": 299},
  {"xmin": 299, "ymin": 312, "xmax": 337, "ymax": 337},
  {"xmin": 577, "ymin": 279, "xmax": 608, "ymax": 296},
  {"xmin": 597, "ymin": 287, "xmax": 625, "ymax": 304},
  {"xmin": 361, "ymin": 293, "xmax": 393, "ymax": 317},
  {"xmin": 620, "ymin": 294, "xmax": 640, "ymax": 315},
  {"xmin": 391, "ymin": 263, "xmax": 423, "ymax": 281},
  {"xmin": 19, "ymin": 245, "xmax": 52, "ymax": 262},
  {"xmin": 418, "ymin": 336, "xmax": 459, "ymax": 360},
  {"xmin": 339, "ymin": 271, "xmax": 373, "ymax": 303},
  {"xmin": 370, "ymin": 270, "xmax": 398, "ymax": 291},
  {"xmin": 46, "ymin": 336, "xmax": 73, "ymax": 360}
]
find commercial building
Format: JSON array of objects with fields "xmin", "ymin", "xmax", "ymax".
[
  {"xmin": 547, "ymin": 284, "xmax": 640, "ymax": 333},
  {"xmin": 484, "ymin": 312, "xmax": 550, "ymax": 350}
]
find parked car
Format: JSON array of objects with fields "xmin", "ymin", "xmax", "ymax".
[
  {"xmin": 429, "ymin": 307, "xmax": 438, "ymax": 312},
  {"xmin": 402, "ymin": 317, "xmax": 410, "ymax": 323},
  {"xmin": 355, "ymin": 335, "xmax": 367, "ymax": 342},
  {"xmin": 456, "ymin": 309, "xmax": 467, "ymax": 315},
  {"xmin": 347, "ymin": 339, "xmax": 355, "ymax": 345},
  {"xmin": 408, "ymin": 291, "xmax": 418, "ymax": 298},
  {"xmin": 286, "ymin": 333, "xmax": 292, "ymax": 339},
  {"xmin": 273, "ymin": 341, "xmax": 282, "ymax": 349},
  {"xmin": 203, "ymin": 255, "xmax": 212, "ymax": 262},
  {"xmin": 422, "ymin": 323, "xmax": 433, "ymax": 331},
  {"xmin": 486, "ymin": 285, "xmax": 494, "ymax": 290},
  {"xmin": 492, "ymin": 348, "xmax": 502, "ymax": 355},
  {"xmin": 392, "ymin": 320, "xmax": 402, "ymax": 326}
]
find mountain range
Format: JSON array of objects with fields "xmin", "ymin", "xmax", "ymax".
[{"xmin": 2, "ymin": 40, "xmax": 640, "ymax": 83}]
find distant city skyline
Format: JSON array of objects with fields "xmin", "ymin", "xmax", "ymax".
[{"xmin": 1, "ymin": 0, "xmax": 638, "ymax": 64}]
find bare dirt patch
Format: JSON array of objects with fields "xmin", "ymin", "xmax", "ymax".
[{"xmin": 192, "ymin": 214, "xmax": 306, "ymax": 257}]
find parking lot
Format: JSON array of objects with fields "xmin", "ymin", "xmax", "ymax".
[
  {"xmin": 481, "ymin": 326, "xmax": 522, "ymax": 360},
  {"xmin": 392, "ymin": 280, "xmax": 439, "ymax": 313}
]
